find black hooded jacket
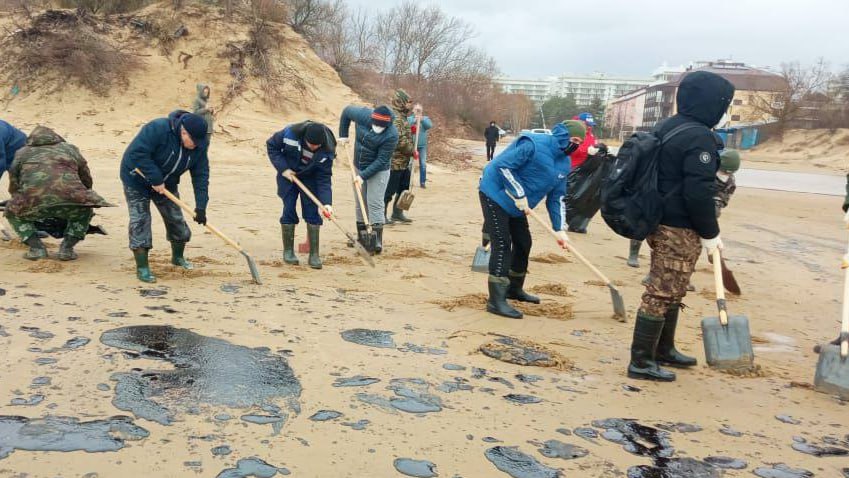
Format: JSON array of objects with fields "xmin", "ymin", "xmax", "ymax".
[{"xmin": 656, "ymin": 71, "xmax": 734, "ymax": 239}]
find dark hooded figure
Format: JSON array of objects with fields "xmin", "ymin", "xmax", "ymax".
[{"xmin": 628, "ymin": 70, "xmax": 735, "ymax": 383}]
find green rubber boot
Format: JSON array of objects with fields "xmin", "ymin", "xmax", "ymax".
[
  {"xmin": 56, "ymin": 237, "xmax": 80, "ymax": 261},
  {"xmin": 133, "ymin": 248, "xmax": 156, "ymax": 283},
  {"xmin": 282, "ymin": 224, "xmax": 299, "ymax": 265},
  {"xmin": 170, "ymin": 242, "xmax": 193, "ymax": 270},
  {"xmin": 23, "ymin": 235, "xmax": 47, "ymax": 261},
  {"xmin": 307, "ymin": 224, "xmax": 322, "ymax": 270}
]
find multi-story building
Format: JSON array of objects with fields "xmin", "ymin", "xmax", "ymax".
[{"xmin": 493, "ymin": 77, "xmax": 556, "ymax": 104}]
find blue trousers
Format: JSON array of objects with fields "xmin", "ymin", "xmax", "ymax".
[
  {"xmin": 418, "ymin": 146, "xmax": 428, "ymax": 186},
  {"xmin": 280, "ymin": 181, "xmax": 322, "ymax": 226}
]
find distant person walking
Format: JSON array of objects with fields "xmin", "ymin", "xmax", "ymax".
[
  {"xmin": 484, "ymin": 121, "xmax": 500, "ymax": 161},
  {"xmin": 408, "ymin": 103, "xmax": 433, "ymax": 188}
]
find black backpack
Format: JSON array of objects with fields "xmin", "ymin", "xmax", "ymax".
[{"xmin": 600, "ymin": 122, "xmax": 707, "ymax": 240}]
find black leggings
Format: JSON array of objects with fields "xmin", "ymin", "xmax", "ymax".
[
  {"xmin": 486, "ymin": 143, "xmax": 496, "ymax": 161},
  {"xmin": 384, "ymin": 168, "xmax": 412, "ymax": 204},
  {"xmin": 479, "ymin": 191, "xmax": 531, "ymax": 277}
]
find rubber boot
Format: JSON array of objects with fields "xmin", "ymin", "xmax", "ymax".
[
  {"xmin": 506, "ymin": 270, "xmax": 540, "ymax": 303},
  {"xmin": 385, "ymin": 202, "xmax": 394, "ymax": 225},
  {"xmin": 23, "ymin": 235, "xmax": 47, "ymax": 261},
  {"xmin": 391, "ymin": 201, "xmax": 412, "ymax": 223},
  {"xmin": 486, "ymin": 275, "xmax": 523, "ymax": 319},
  {"xmin": 627, "ymin": 312, "xmax": 676, "ymax": 381},
  {"xmin": 627, "ymin": 240, "xmax": 641, "ymax": 268},
  {"xmin": 133, "ymin": 248, "xmax": 156, "ymax": 283},
  {"xmin": 56, "ymin": 237, "xmax": 80, "ymax": 261},
  {"xmin": 281, "ymin": 224, "xmax": 299, "ymax": 265},
  {"xmin": 656, "ymin": 305, "xmax": 697, "ymax": 368},
  {"xmin": 307, "ymin": 224, "xmax": 322, "ymax": 270},
  {"xmin": 372, "ymin": 224, "xmax": 384, "ymax": 255},
  {"xmin": 170, "ymin": 242, "xmax": 193, "ymax": 270},
  {"xmin": 348, "ymin": 222, "xmax": 366, "ymax": 248}
]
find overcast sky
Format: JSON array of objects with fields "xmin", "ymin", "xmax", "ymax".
[{"xmin": 343, "ymin": 0, "xmax": 849, "ymax": 78}]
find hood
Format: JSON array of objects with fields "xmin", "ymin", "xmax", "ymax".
[
  {"xmin": 676, "ymin": 71, "xmax": 735, "ymax": 127},
  {"xmin": 168, "ymin": 110, "xmax": 191, "ymax": 136},
  {"xmin": 27, "ymin": 125, "xmax": 65, "ymax": 147},
  {"xmin": 196, "ymin": 83, "xmax": 209, "ymax": 100},
  {"xmin": 550, "ymin": 123, "xmax": 571, "ymax": 150}
]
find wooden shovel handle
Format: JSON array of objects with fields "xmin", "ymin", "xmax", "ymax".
[
  {"xmin": 712, "ymin": 248, "xmax": 729, "ymax": 326},
  {"xmin": 287, "ymin": 174, "xmax": 341, "ymax": 229},
  {"xmin": 133, "ymin": 169, "xmax": 244, "ymax": 253},
  {"xmin": 842, "ymin": 251, "xmax": 849, "ymax": 357},
  {"xmin": 343, "ymin": 145, "xmax": 372, "ymax": 232}
]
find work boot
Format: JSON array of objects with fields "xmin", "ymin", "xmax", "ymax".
[
  {"xmin": 486, "ymin": 275, "xmax": 523, "ymax": 319},
  {"xmin": 23, "ymin": 235, "xmax": 47, "ymax": 261},
  {"xmin": 307, "ymin": 224, "xmax": 322, "ymax": 270},
  {"xmin": 385, "ymin": 202, "xmax": 394, "ymax": 225},
  {"xmin": 506, "ymin": 270, "xmax": 540, "ymax": 304},
  {"xmin": 56, "ymin": 237, "xmax": 80, "ymax": 261},
  {"xmin": 656, "ymin": 305, "xmax": 697, "ymax": 368},
  {"xmin": 170, "ymin": 242, "xmax": 193, "ymax": 270},
  {"xmin": 372, "ymin": 224, "xmax": 384, "ymax": 255},
  {"xmin": 391, "ymin": 202, "xmax": 412, "ymax": 223},
  {"xmin": 348, "ymin": 222, "xmax": 365, "ymax": 248},
  {"xmin": 627, "ymin": 311, "xmax": 676, "ymax": 381},
  {"xmin": 627, "ymin": 240, "xmax": 641, "ymax": 268},
  {"xmin": 133, "ymin": 248, "xmax": 156, "ymax": 283},
  {"xmin": 281, "ymin": 224, "xmax": 299, "ymax": 265}
]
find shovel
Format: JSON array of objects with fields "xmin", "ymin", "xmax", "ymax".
[
  {"xmin": 813, "ymin": 247, "xmax": 849, "ymax": 399},
  {"xmin": 526, "ymin": 208, "xmax": 627, "ymax": 321},
  {"xmin": 288, "ymin": 174, "xmax": 375, "ymax": 267},
  {"xmin": 395, "ymin": 117, "xmax": 421, "ymax": 211},
  {"xmin": 471, "ymin": 243, "xmax": 490, "ymax": 273},
  {"xmin": 343, "ymin": 144, "xmax": 377, "ymax": 252},
  {"xmin": 708, "ymin": 253, "xmax": 741, "ymax": 295},
  {"xmin": 133, "ymin": 169, "xmax": 262, "ymax": 284},
  {"xmin": 701, "ymin": 249, "xmax": 754, "ymax": 370}
]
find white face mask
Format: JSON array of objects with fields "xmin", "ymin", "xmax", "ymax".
[
  {"xmin": 716, "ymin": 171, "xmax": 730, "ymax": 183},
  {"xmin": 372, "ymin": 125, "xmax": 386, "ymax": 134}
]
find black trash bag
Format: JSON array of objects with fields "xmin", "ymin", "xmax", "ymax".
[
  {"xmin": 565, "ymin": 152, "xmax": 612, "ymax": 232},
  {"xmin": 34, "ymin": 217, "xmax": 107, "ymax": 239}
]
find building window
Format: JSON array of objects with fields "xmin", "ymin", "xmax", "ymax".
[
  {"xmin": 731, "ymin": 115, "xmax": 741, "ymax": 121},
  {"xmin": 733, "ymin": 99, "xmax": 743, "ymax": 105}
]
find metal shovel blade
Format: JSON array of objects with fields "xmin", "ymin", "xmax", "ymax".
[
  {"xmin": 471, "ymin": 246, "xmax": 490, "ymax": 273},
  {"xmin": 396, "ymin": 191, "xmax": 415, "ymax": 211},
  {"xmin": 813, "ymin": 343, "xmax": 849, "ymax": 399},
  {"xmin": 608, "ymin": 284, "xmax": 627, "ymax": 322},
  {"xmin": 240, "ymin": 250, "xmax": 262, "ymax": 285},
  {"xmin": 701, "ymin": 315, "xmax": 754, "ymax": 370}
]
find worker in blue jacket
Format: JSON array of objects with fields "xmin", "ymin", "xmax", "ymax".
[
  {"xmin": 479, "ymin": 120, "xmax": 585, "ymax": 318},
  {"xmin": 120, "ymin": 110, "xmax": 210, "ymax": 283},
  {"xmin": 0, "ymin": 120, "xmax": 27, "ymax": 204},
  {"xmin": 267, "ymin": 121, "xmax": 336, "ymax": 269}
]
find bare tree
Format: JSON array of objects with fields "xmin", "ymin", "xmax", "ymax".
[{"xmin": 749, "ymin": 58, "xmax": 832, "ymax": 137}]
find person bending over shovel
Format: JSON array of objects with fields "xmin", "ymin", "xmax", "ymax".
[
  {"xmin": 120, "ymin": 111, "xmax": 210, "ymax": 283},
  {"xmin": 267, "ymin": 121, "xmax": 336, "ymax": 269},
  {"xmin": 478, "ymin": 120, "xmax": 585, "ymax": 319}
]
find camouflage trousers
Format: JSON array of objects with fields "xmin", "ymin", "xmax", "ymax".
[
  {"xmin": 639, "ymin": 225, "xmax": 702, "ymax": 317},
  {"xmin": 124, "ymin": 185, "xmax": 191, "ymax": 250},
  {"xmin": 6, "ymin": 206, "xmax": 93, "ymax": 242}
]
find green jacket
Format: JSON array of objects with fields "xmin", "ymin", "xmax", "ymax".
[
  {"xmin": 192, "ymin": 83, "xmax": 214, "ymax": 134},
  {"xmin": 390, "ymin": 104, "xmax": 415, "ymax": 170},
  {"xmin": 6, "ymin": 126, "xmax": 112, "ymax": 218}
]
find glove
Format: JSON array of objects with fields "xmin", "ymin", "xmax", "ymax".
[
  {"xmin": 413, "ymin": 150, "xmax": 420, "ymax": 161},
  {"xmin": 556, "ymin": 230, "xmax": 569, "ymax": 248},
  {"xmin": 411, "ymin": 124, "xmax": 418, "ymax": 134},
  {"xmin": 843, "ymin": 208, "xmax": 849, "ymax": 228},
  {"xmin": 700, "ymin": 235, "xmax": 724, "ymax": 255},
  {"xmin": 597, "ymin": 143, "xmax": 609, "ymax": 155},
  {"xmin": 353, "ymin": 175, "xmax": 364, "ymax": 187},
  {"xmin": 338, "ymin": 137, "xmax": 349, "ymax": 145},
  {"xmin": 513, "ymin": 195, "xmax": 529, "ymax": 213},
  {"xmin": 322, "ymin": 205, "xmax": 333, "ymax": 219},
  {"xmin": 194, "ymin": 208, "xmax": 207, "ymax": 225},
  {"xmin": 281, "ymin": 169, "xmax": 295, "ymax": 181},
  {"xmin": 587, "ymin": 146, "xmax": 599, "ymax": 156}
]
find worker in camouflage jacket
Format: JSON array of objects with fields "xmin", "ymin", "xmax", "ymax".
[
  {"xmin": 4, "ymin": 126, "xmax": 113, "ymax": 261},
  {"xmin": 383, "ymin": 89, "xmax": 417, "ymax": 224}
]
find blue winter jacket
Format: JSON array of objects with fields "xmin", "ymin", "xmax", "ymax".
[
  {"xmin": 0, "ymin": 120, "xmax": 27, "ymax": 176},
  {"xmin": 338, "ymin": 106, "xmax": 399, "ymax": 180},
  {"xmin": 479, "ymin": 123, "xmax": 572, "ymax": 231},
  {"xmin": 267, "ymin": 122, "xmax": 335, "ymax": 205},
  {"xmin": 407, "ymin": 115, "xmax": 433, "ymax": 148},
  {"xmin": 120, "ymin": 110, "xmax": 211, "ymax": 210}
]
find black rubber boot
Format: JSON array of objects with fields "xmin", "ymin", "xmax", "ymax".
[
  {"xmin": 372, "ymin": 224, "xmax": 384, "ymax": 255},
  {"xmin": 486, "ymin": 275, "xmax": 523, "ymax": 319},
  {"xmin": 348, "ymin": 222, "xmax": 366, "ymax": 248},
  {"xmin": 627, "ymin": 312, "xmax": 676, "ymax": 381},
  {"xmin": 656, "ymin": 305, "xmax": 697, "ymax": 368},
  {"xmin": 56, "ymin": 237, "xmax": 80, "ymax": 261},
  {"xmin": 506, "ymin": 270, "xmax": 540, "ymax": 303},
  {"xmin": 133, "ymin": 248, "xmax": 156, "ymax": 283},
  {"xmin": 281, "ymin": 224, "xmax": 299, "ymax": 265},
  {"xmin": 307, "ymin": 224, "xmax": 322, "ymax": 270},
  {"xmin": 391, "ymin": 201, "xmax": 412, "ymax": 223},
  {"xmin": 23, "ymin": 235, "xmax": 47, "ymax": 261},
  {"xmin": 627, "ymin": 240, "xmax": 641, "ymax": 268},
  {"xmin": 170, "ymin": 242, "xmax": 193, "ymax": 270}
]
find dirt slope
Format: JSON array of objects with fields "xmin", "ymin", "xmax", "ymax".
[{"xmin": 745, "ymin": 128, "xmax": 849, "ymax": 174}]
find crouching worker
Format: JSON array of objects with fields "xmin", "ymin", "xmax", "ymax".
[
  {"xmin": 478, "ymin": 120, "xmax": 585, "ymax": 319},
  {"xmin": 4, "ymin": 126, "xmax": 113, "ymax": 260},
  {"xmin": 267, "ymin": 121, "xmax": 336, "ymax": 269},
  {"xmin": 120, "ymin": 111, "xmax": 210, "ymax": 283}
]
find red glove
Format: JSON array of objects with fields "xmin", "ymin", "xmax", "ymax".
[
  {"xmin": 411, "ymin": 124, "xmax": 417, "ymax": 134},
  {"xmin": 413, "ymin": 150, "xmax": 420, "ymax": 161}
]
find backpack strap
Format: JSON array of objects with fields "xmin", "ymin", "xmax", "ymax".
[{"xmin": 657, "ymin": 122, "xmax": 709, "ymax": 199}]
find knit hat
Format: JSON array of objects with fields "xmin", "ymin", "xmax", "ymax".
[
  {"xmin": 371, "ymin": 105, "xmax": 393, "ymax": 128},
  {"xmin": 719, "ymin": 149, "xmax": 741, "ymax": 172},
  {"xmin": 576, "ymin": 112, "xmax": 596, "ymax": 126},
  {"xmin": 304, "ymin": 122, "xmax": 326, "ymax": 147},
  {"xmin": 561, "ymin": 120, "xmax": 587, "ymax": 141},
  {"xmin": 180, "ymin": 113, "xmax": 208, "ymax": 147}
]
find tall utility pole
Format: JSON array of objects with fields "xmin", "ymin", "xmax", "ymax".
[{"xmin": 539, "ymin": 105, "xmax": 546, "ymax": 129}]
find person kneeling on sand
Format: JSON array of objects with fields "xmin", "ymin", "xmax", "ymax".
[
  {"xmin": 4, "ymin": 126, "xmax": 113, "ymax": 261},
  {"xmin": 478, "ymin": 120, "xmax": 585, "ymax": 319},
  {"xmin": 267, "ymin": 120, "xmax": 336, "ymax": 269}
]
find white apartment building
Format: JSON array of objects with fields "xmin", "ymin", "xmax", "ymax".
[{"xmin": 494, "ymin": 77, "xmax": 557, "ymax": 104}]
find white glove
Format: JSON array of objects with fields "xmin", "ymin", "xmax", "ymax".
[
  {"xmin": 321, "ymin": 204, "xmax": 333, "ymax": 219},
  {"xmin": 843, "ymin": 208, "xmax": 849, "ymax": 228},
  {"xmin": 513, "ymin": 195, "xmax": 529, "ymax": 213},
  {"xmin": 281, "ymin": 169, "xmax": 295, "ymax": 181},
  {"xmin": 587, "ymin": 146, "xmax": 599, "ymax": 156},
  {"xmin": 701, "ymin": 235, "xmax": 724, "ymax": 255},
  {"xmin": 353, "ymin": 175, "xmax": 364, "ymax": 187},
  {"xmin": 338, "ymin": 137, "xmax": 349, "ymax": 145},
  {"xmin": 556, "ymin": 230, "xmax": 569, "ymax": 248}
]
